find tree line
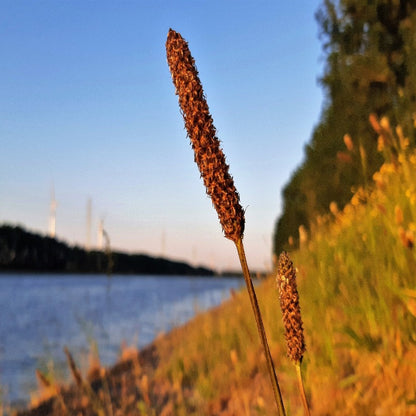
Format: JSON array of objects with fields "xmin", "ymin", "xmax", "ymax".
[
  {"xmin": 0, "ymin": 224, "xmax": 213, "ymax": 276},
  {"xmin": 273, "ymin": 0, "xmax": 416, "ymax": 254}
]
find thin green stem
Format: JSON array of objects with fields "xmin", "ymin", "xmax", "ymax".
[
  {"xmin": 235, "ymin": 238, "xmax": 286, "ymax": 416},
  {"xmin": 296, "ymin": 362, "xmax": 311, "ymax": 416}
]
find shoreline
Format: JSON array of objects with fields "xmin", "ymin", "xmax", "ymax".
[
  {"xmin": 1, "ymin": 274, "xmax": 244, "ymax": 414},
  {"xmin": 0, "ymin": 271, "xmax": 243, "ymax": 278},
  {"xmin": 15, "ymin": 342, "xmax": 159, "ymax": 416},
  {"xmin": 13, "ymin": 292, "xmax": 239, "ymax": 416}
]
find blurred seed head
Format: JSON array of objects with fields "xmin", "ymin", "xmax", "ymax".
[{"xmin": 277, "ymin": 251, "xmax": 305, "ymax": 363}]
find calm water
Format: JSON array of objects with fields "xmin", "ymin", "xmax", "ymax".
[{"xmin": 0, "ymin": 273, "xmax": 242, "ymax": 405}]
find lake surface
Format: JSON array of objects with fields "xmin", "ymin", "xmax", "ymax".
[{"xmin": 0, "ymin": 273, "xmax": 242, "ymax": 405}]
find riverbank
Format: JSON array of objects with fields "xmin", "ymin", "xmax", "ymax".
[
  {"xmin": 10, "ymin": 272, "xmax": 416, "ymax": 415},
  {"xmin": 15, "ymin": 286, "xmax": 268, "ymax": 416},
  {"xmin": 0, "ymin": 274, "xmax": 243, "ymax": 410}
]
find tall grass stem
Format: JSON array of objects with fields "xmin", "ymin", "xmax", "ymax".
[
  {"xmin": 295, "ymin": 363, "xmax": 311, "ymax": 416},
  {"xmin": 235, "ymin": 238, "xmax": 286, "ymax": 416}
]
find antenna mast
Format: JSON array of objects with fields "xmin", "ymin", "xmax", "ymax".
[
  {"xmin": 49, "ymin": 186, "xmax": 57, "ymax": 238},
  {"xmin": 98, "ymin": 217, "xmax": 104, "ymax": 250},
  {"xmin": 86, "ymin": 198, "xmax": 92, "ymax": 251}
]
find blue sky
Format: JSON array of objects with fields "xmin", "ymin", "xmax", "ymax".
[{"xmin": 0, "ymin": 1, "xmax": 324, "ymax": 272}]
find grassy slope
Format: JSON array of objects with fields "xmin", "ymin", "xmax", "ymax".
[
  {"xmin": 16, "ymin": 121, "xmax": 416, "ymax": 415},
  {"xmin": 149, "ymin": 120, "xmax": 416, "ymax": 415}
]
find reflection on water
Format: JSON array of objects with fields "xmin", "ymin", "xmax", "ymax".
[{"xmin": 0, "ymin": 274, "xmax": 242, "ymax": 405}]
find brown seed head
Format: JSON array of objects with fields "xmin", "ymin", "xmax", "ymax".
[
  {"xmin": 277, "ymin": 251, "xmax": 305, "ymax": 363},
  {"xmin": 64, "ymin": 347, "xmax": 83, "ymax": 388},
  {"xmin": 35, "ymin": 369, "xmax": 51, "ymax": 389},
  {"xmin": 166, "ymin": 29, "xmax": 245, "ymax": 242}
]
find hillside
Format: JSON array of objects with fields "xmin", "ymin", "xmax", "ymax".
[{"xmin": 0, "ymin": 225, "xmax": 213, "ymax": 276}]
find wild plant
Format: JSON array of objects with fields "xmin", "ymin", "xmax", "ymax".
[
  {"xmin": 166, "ymin": 28, "xmax": 286, "ymax": 415},
  {"xmin": 277, "ymin": 251, "xmax": 310, "ymax": 416},
  {"xmin": 34, "ymin": 369, "xmax": 68, "ymax": 415},
  {"xmin": 64, "ymin": 347, "xmax": 110, "ymax": 416}
]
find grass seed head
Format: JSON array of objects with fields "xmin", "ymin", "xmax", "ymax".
[
  {"xmin": 35, "ymin": 369, "xmax": 51, "ymax": 389},
  {"xmin": 64, "ymin": 347, "xmax": 83, "ymax": 388},
  {"xmin": 166, "ymin": 28, "xmax": 245, "ymax": 242},
  {"xmin": 277, "ymin": 251, "xmax": 305, "ymax": 364}
]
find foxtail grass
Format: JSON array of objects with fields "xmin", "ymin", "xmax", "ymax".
[
  {"xmin": 278, "ymin": 251, "xmax": 310, "ymax": 416},
  {"xmin": 165, "ymin": 29, "xmax": 244, "ymax": 243},
  {"xmin": 166, "ymin": 28, "xmax": 286, "ymax": 415},
  {"xmin": 64, "ymin": 347, "xmax": 108, "ymax": 416},
  {"xmin": 277, "ymin": 252, "xmax": 305, "ymax": 364},
  {"xmin": 34, "ymin": 369, "xmax": 68, "ymax": 415}
]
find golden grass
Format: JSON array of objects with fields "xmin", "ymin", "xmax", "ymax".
[{"xmin": 146, "ymin": 116, "xmax": 416, "ymax": 414}]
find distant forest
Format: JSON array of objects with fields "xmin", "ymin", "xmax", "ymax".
[
  {"xmin": 0, "ymin": 224, "xmax": 213, "ymax": 276},
  {"xmin": 274, "ymin": 0, "xmax": 416, "ymax": 253}
]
